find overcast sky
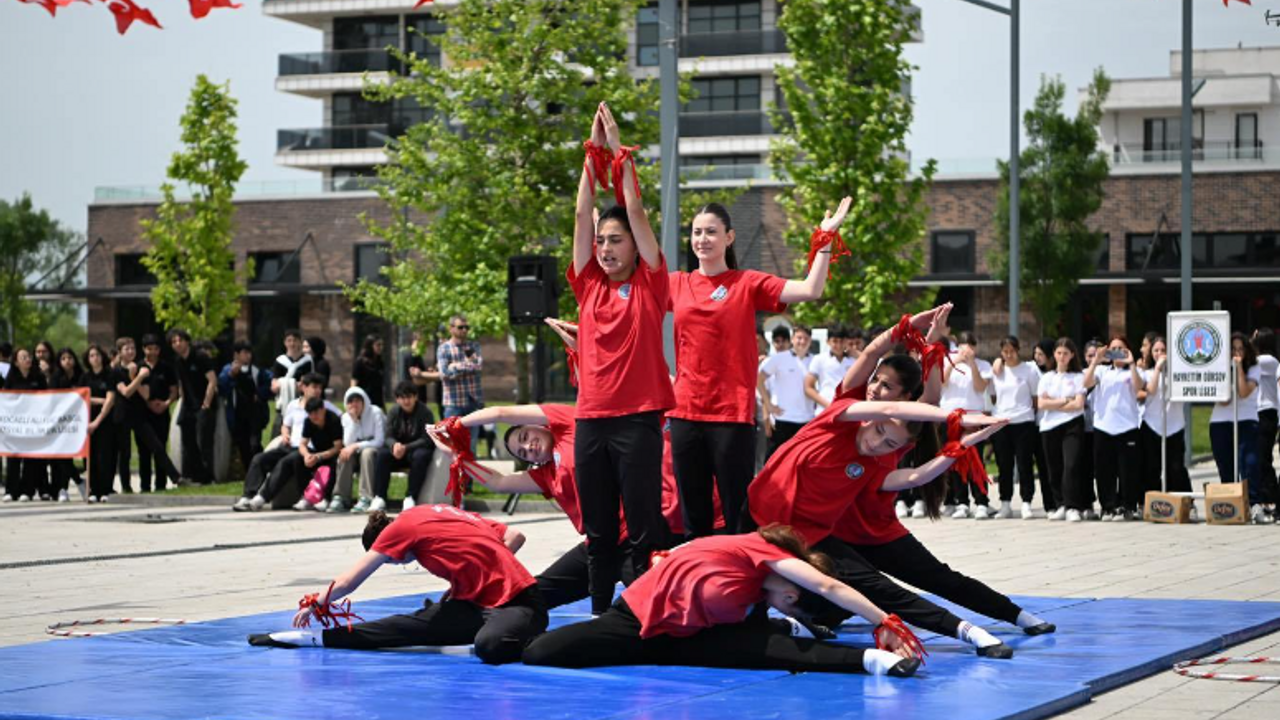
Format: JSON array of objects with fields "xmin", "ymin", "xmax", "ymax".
[{"xmin": 1, "ymin": 0, "xmax": 1277, "ymax": 235}]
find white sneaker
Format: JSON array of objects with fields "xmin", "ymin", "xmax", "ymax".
[
  {"xmin": 895, "ymin": 500, "xmax": 908, "ymax": 518},
  {"xmin": 1066, "ymin": 509, "xmax": 1083, "ymax": 523},
  {"xmin": 1020, "ymin": 502, "xmax": 1034, "ymax": 520},
  {"xmin": 292, "ymin": 498, "xmax": 312, "ymax": 512},
  {"xmin": 402, "ymin": 496, "xmax": 416, "ymax": 510},
  {"xmin": 942, "ymin": 504, "xmax": 957, "ymax": 516},
  {"xmin": 910, "ymin": 500, "xmax": 927, "ymax": 519},
  {"xmin": 369, "ymin": 496, "xmax": 387, "ymax": 512},
  {"xmin": 995, "ymin": 501, "xmax": 1013, "ymax": 519},
  {"xmin": 1082, "ymin": 509, "xmax": 1100, "ymax": 521},
  {"xmin": 326, "ymin": 497, "xmax": 347, "ymax": 513},
  {"xmin": 973, "ymin": 504, "xmax": 993, "ymax": 520},
  {"xmin": 1048, "ymin": 507, "xmax": 1066, "ymax": 521},
  {"xmin": 1250, "ymin": 505, "xmax": 1274, "ymax": 525},
  {"xmin": 99, "ymin": 494, "xmax": 109, "ymax": 503},
  {"xmin": 313, "ymin": 499, "xmax": 329, "ymax": 512},
  {"xmin": 17, "ymin": 494, "xmax": 31, "ymax": 503},
  {"xmin": 57, "ymin": 490, "xmax": 69, "ymax": 503},
  {"xmin": 2, "ymin": 495, "xmax": 12, "ymax": 503},
  {"xmin": 232, "ymin": 497, "xmax": 251, "ymax": 512},
  {"xmin": 951, "ymin": 505, "xmax": 971, "ymax": 519},
  {"xmin": 249, "ymin": 495, "xmax": 266, "ymax": 511},
  {"xmin": 88, "ymin": 495, "xmax": 98, "ymax": 504}
]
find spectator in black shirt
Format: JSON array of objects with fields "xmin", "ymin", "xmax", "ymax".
[
  {"xmin": 219, "ymin": 341, "xmax": 273, "ymax": 477},
  {"xmin": 269, "ymin": 329, "xmax": 313, "ymax": 436},
  {"xmin": 351, "ymin": 334, "xmax": 387, "ymax": 410},
  {"xmin": 48, "ymin": 348, "xmax": 84, "ymax": 501},
  {"xmin": 80, "ymin": 344, "xmax": 117, "ymax": 502},
  {"xmin": 35, "ymin": 340, "xmax": 55, "ymax": 382},
  {"xmin": 169, "ymin": 329, "xmax": 218, "ymax": 484},
  {"xmin": 133, "ymin": 333, "xmax": 181, "ymax": 492},
  {"xmin": 2, "ymin": 348, "xmax": 47, "ymax": 503},
  {"xmin": 248, "ymin": 398, "xmax": 342, "ymax": 510},
  {"xmin": 403, "ymin": 330, "xmax": 441, "ymax": 407},
  {"xmin": 304, "ymin": 337, "xmax": 331, "ymax": 393},
  {"xmin": 373, "ymin": 381, "xmax": 437, "ymax": 510}
]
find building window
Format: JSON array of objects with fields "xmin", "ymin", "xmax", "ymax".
[
  {"xmin": 636, "ymin": 4, "xmax": 659, "ymax": 67},
  {"xmin": 333, "ymin": 93, "xmax": 389, "ymax": 127},
  {"xmin": 930, "ymin": 231, "xmax": 975, "ymax": 275},
  {"xmin": 1236, "ymin": 113, "xmax": 1259, "ymax": 158},
  {"xmin": 687, "ymin": 0, "xmax": 762, "ymax": 34},
  {"xmin": 406, "ymin": 16, "xmax": 445, "ymax": 66},
  {"xmin": 331, "ymin": 167, "xmax": 380, "ymax": 192},
  {"xmin": 250, "ymin": 297, "xmax": 300, "ymax": 372},
  {"xmin": 333, "ymin": 16, "xmax": 400, "ymax": 51},
  {"xmin": 934, "ymin": 287, "xmax": 974, "ymax": 332},
  {"xmin": 250, "ymin": 252, "xmax": 300, "ymax": 285},
  {"xmin": 680, "ymin": 154, "xmax": 759, "ymax": 167},
  {"xmin": 356, "ymin": 244, "xmax": 391, "ymax": 285},
  {"xmin": 116, "ymin": 254, "xmax": 157, "ymax": 286},
  {"xmin": 685, "ymin": 76, "xmax": 760, "ymax": 113},
  {"xmin": 1126, "ymin": 232, "xmax": 1280, "ymax": 271},
  {"xmin": 1142, "ymin": 112, "xmax": 1203, "ymax": 159},
  {"xmin": 1093, "ymin": 233, "xmax": 1111, "ymax": 273}
]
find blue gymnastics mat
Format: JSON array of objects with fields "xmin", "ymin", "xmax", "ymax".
[{"xmin": 1, "ymin": 593, "xmax": 1278, "ymax": 720}]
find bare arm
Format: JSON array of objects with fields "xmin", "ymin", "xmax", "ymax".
[
  {"xmin": 881, "ymin": 422, "xmax": 1005, "ymax": 491},
  {"xmin": 601, "ymin": 103, "xmax": 661, "ymax": 270},
  {"xmin": 572, "ymin": 111, "xmax": 605, "ymax": 275},
  {"xmin": 426, "ymin": 430, "xmax": 546, "ymax": 494},
  {"xmin": 803, "ymin": 372, "xmax": 829, "ymax": 408},
  {"xmin": 459, "ymin": 404, "xmax": 549, "ymax": 428},
  {"xmin": 293, "ymin": 550, "xmax": 389, "ymax": 626},
  {"xmin": 767, "ymin": 558, "xmax": 887, "ymax": 626},
  {"xmin": 504, "ymin": 528, "xmax": 526, "ymax": 554},
  {"xmin": 778, "ymin": 197, "xmax": 851, "ymax": 304},
  {"xmin": 837, "ymin": 400, "xmax": 1000, "ymax": 426},
  {"xmin": 841, "ymin": 303, "xmax": 950, "ymax": 393}
]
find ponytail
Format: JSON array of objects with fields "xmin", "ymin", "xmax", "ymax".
[
  {"xmin": 362, "ymin": 510, "xmax": 393, "ymax": 551},
  {"xmin": 758, "ymin": 524, "xmax": 832, "ymax": 576}
]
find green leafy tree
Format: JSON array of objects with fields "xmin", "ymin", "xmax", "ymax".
[
  {"xmin": 771, "ymin": 0, "xmax": 935, "ymax": 327},
  {"xmin": 0, "ymin": 194, "xmax": 81, "ymax": 345},
  {"xmin": 140, "ymin": 75, "xmax": 249, "ymax": 342},
  {"xmin": 348, "ymin": 0, "xmax": 727, "ymax": 400},
  {"xmin": 991, "ymin": 70, "xmax": 1111, "ymax": 337}
]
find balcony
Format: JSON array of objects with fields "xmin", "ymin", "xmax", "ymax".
[
  {"xmin": 1111, "ymin": 140, "xmax": 1267, "ymax": 165},
  {"xmin": 679, "ymin": 163, "xmax": 776, "ymax": 183},
  {"xmin": 679, "ymin": 111, "xmax": 771, "ymax": 138},
  {"xmin": 279, "ymin": 49, "xmax": 401, "ymax": 76},
  {"xmin": 278, "ymin": 125, "xmax": 393, "ymax": 152},
  {"xmin": 680, "ymin": 28, "xmax": 787, "ymax": 57}
]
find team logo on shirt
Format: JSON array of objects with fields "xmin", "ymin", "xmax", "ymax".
[
  {"xmin": 618, "ymin": 283, "xmax": 632, "ymax": 300},
  {"xmin": 709, "ymin": 285, "xmax": 729, "ymax": 302},
  {"xmin": 662, "ymin": 417, "xmax": 671, "ymax": 434},
  {"xmin": 845, "ymin": 463, "xmax": 865, "ymax": 479},
  {"xmin": 1176, "ymin": 321, "xmax": 1221, "ymax": 367}
]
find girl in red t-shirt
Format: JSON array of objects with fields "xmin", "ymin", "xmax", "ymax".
[
  {"xmin": 668, "ymin": 198, "xmax": 851, "ymax": 537},
  {"xmin": 247, "ymin": 506, "xmax": 547, "ymax": 664},
  {"xmin": 523, "ymin": 525, "xmax": 924, "ymax": 677},
  {"xmin": 569, "ymin": 103, "xmax": 675, "ymax": 614}
]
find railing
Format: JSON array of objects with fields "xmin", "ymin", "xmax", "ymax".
[
  {"xmin": 279, "ymin": 49, "xmax": 402, "ymax": 76},
  {"xmin": 95, "ymin": 178, "xmax": 386, "ymax": 202},
  {"xmin": 680, "ymin": 28, "xmax": 787, "ymax": 57},
  {"xmin": 679, "ymin": 110, "xmax": 770, "ymax": 138},
  {"xmin": 277, "ymin": 125, "xmax": 393, "ymax": 152},
  {"xmin": 1112, "ymin": 140, "xmax": 1266, "ymax": 165},
  {"xmin": 679, "ymin": 163, "xmax": 777, "ymax": 182}
]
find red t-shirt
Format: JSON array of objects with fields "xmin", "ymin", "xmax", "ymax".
[
  {"xmin": 526, "ymin": 404, "xmax": 585, "ymax": 533},
  {"xmin": 826, "ymin": 383, "xmax": 912, "ymax": 546},
  {"xmin": 668, "ymin": 270, "xmax": 787, "ymax": 424},
  {"xmin": 621, "ymin": 533, "xmax": 791, "ymax": 638},
  {"xmin": 568, "ymin": 255, "xmax": 676, "ymax": 419},
  {"xmin": 371, "ymin": 504, "xmax": 535, "ymax": 608},
  {"xmin": 747, "ymin": 397, "xmax": 898, "ymax": 545}
]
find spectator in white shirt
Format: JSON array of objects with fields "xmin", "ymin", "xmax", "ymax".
[
  {"xmin": 1210, "ymin": 333, "xmax": 1266, "ymax": 522},
  {"xmin": 940, "ymin": 332, "xmax": 994, "ymax": 518},
  {"xmin": 989, "ymin": 336, "xmax": 1040, "ymax": 520},
  {"xmin": 1139, "ymin": 337, "xmax": 1191, "ymax": 496},
  {"xmin": 1251, "ymin": 328, "xmax": 1279, "ymax": 510},
  {"xmin": 1039, "ymin": 338, "xmax": 1087, "ymax": 521},
  {"xmin": 758, "ymin": 324, "xmax": 816, "ymax": 459},
  {"xmin": 1083, "ymin": 336, "xmax": 1144, "ymax": 521},
  {"xmin": 805, "ymin": 324, "xmax": 854, "ymax": 409}
]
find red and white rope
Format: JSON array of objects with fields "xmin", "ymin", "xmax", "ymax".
[
  {"xmin": 46, "ymin": 617, "xmax": 187, "ymax": 638},
  {"xmin": 1173, "ymin": 656, "xmax": 1280, "ymax": 683}
]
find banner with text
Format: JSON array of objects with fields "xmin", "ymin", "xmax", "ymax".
[
  {"xmin": 0, "ymin": 389, "xmax": 91, "ymax": 459},
  {"xmin": 1166, "ymin": 311, "xmax": 1232, "ymax": 403}
]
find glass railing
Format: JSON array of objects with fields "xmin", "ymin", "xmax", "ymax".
[
  {"xmin": 279, "ymin": 49, "xmax": 402, "ymax": 76},
  {"xmin": 94, "ymin": 178, "xmax": 386, "ymax": 202},
  {"xmin": 679, "ymin": 110, "xmax": 770, "ymax": 138},
  {"xmin": 277, "ymin": 124, "xmax": 393, "ymax": 152},
  {"xmin": 680, "ymin": 28, "xmax": 787, "ymax": 57},
  {"xmin": 679, "ymin": 163, "xmax": 777, "ymax": 182},
  {"xmin": 1112, "ymin": 141, "xmax": 1268, "ymax": 165}
]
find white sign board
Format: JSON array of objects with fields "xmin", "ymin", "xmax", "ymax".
[
  {"xmin": 0, "ymin": 389, "xmax": 90, "ymax": 458},
  {"xmin": 1166, "ymin": 311, "xmax": 1232, "ymax": 402}
]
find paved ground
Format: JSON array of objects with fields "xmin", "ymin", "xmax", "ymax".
[{"xmin": 1, "ymin": 463, "xmax": 1278, "ymax": 719}]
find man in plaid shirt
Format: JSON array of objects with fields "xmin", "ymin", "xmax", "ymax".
[{"xmin": 437, "ymin": 314, "xmax": 484, "ymax": 450}]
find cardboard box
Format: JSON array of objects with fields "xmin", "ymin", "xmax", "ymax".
[
  {"xmin": 1204, "ymin": 482, "xmax": 1248, "ymax": 525},
  {"xmin": 1144, "ymin": 491, "xmax": 1193, "ymax": 524}
]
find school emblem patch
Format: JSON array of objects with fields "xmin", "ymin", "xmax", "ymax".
[
  {"xmin": 710, "ymin": 285, "xmax": 729, "ymax": 302},
  {"xmin": 845, "ymin": 463, "xmax": 865, "ymax": 479},
  {"xmin": 618, "ymin": 283, "xmax": 632, "ymax": 300}
]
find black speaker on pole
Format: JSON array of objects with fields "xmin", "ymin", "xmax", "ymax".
[{"xmin": 507, "ymin": 255, "xmax": 560, "ymax": 325}]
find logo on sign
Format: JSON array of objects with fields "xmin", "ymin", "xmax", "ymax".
[
  {"xmin": 1177, "ymin": 321, "xmax": 1222, "ymax": 367},
  {"xmin": 1149, "ymin": 500, "xmax": 1174, "ymax": 518},
  {"xmin": 710, "ymin": 285, "xmax": 729, "ymax": 302},
  {"xmin": 1211, "ymin": 501, "xmax": 1238, "ymax": 519},
  {"xmin": 618, "ymin": 283, "xmax": 632, "ymax": 300},
  {"xmin": 845, "ymin": 463, "xmax": 865, "ymax": 479}
]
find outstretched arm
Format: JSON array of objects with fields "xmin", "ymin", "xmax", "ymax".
[
  {"xmin": 841, "ymin": 303, "xmax": 951, "ymax": 394},
  {"xmin": 881, "ymin": 422, "xmax": 1006, "ymax": 492},
  {"xmin": 836, "ymin": 400, "xmax": 1003, "ymax": 427},
  {"xmin": 426, "ymin": 430, "xmax": 545, "ymax": 495},
  {"xmin": 456, "ymin": 404, "xmax": 549, "ymax": 428},
  {"xmin": 573, "ymin": 110, "xmax": 607, "ymax": 275},
  {"xmin": 779, "ymin": 196, "xmax": 852, "ymax": 304},
  {"xmin": 600, "ymin": 103, "xmax": 661, "ymax": 269},
  {"xmin": 293, "ymin": 550, "xmax": 388, "ymax": 627}
]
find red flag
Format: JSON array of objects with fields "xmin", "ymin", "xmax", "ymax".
[
  {"xmin": 107, "ymin": 0, "xmax": 162, "ymax": 34},
  {"xmin": 188, "ymin": 0, "xmax": 241, "ymax": 20},
  {"xmin": 1223, "ymin": 0, "xmax": 1252, "ymax": 6}
]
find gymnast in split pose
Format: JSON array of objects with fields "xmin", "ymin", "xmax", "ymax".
[
  {"xmin": 247, "ymin": 504, "xmax": 546, "ymax": 664},
  {"xmin": 522, "ymin": 524, "xmax": 925, "ymax": 677}
]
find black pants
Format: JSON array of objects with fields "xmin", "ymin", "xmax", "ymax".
[
  {"xmin": 51, "ymin": 459, "xmax": 79, "ymax": 495},
  {"xmin": 1258, "ymin": 409, "xmax": 1279, "ymax": 504},
  {"xmin": 947, "ymin": 440, "xmax": 991, "ymax": 507},
  {"xmin": 575, "ymin": 412, "xmax": 669, "ymax": 614},
  {"xmin": 321, "ymin": 587, "xmax": 547, "ymax": 665},
  {"xmin": 177, "ymin": 403, "xmax": 217, "ymax": 484},
  {"xmin": 523, "ymin": 598, "xmax": 871, "ymax": 673},
  {"xmin": 373, "ymin": 446, "xmax": 434, "ymax": 500},
  {"xmin": 812, "ymin": 537, "xmax": 963, "ymax": 637},
  {"xmin": 766, "ymin": 420, "xmax": 806, "ymax": 460},
  {"xmin": 1139, "ymin": 425, "xmax": 1190, "ymax": 494},
  {"xmin": 852, "ymin": 534, "xmax": 1021, "ymax": 625},
  {"xmin": 242, "ymin": 446, "xmax": 293, "ymax": 499},
  {"xmin": 1080, "ymin": 429, "xmax": 1097, "ymax": 506},
  {"xmin": 88, "ymin": 423, "xmax": 118, "ymax": 498},
  {"xmin": 4, "ymin": 458, "xmax": 45, "ymax": 499},
  {"xmin": 114, "ymin": 418, "xmax": 134, "ymax": 493},
  {"xmin": 1042, "ymin": 418, "xmax": 1085, "ymax": 510},
  {"xmin": 137, "ymin": 409, "xmax": 180, "ymax": 491},
  {"xmin": 1094, "ymin": 427, "xmax": 1142, "ymax": 514},
  {"xmin": 992, "ymin": 422, "xmax": 1037, "ymax": 503},
  {"xmin": 261, "ymin": 450, "xmax": 326, "ymax": 502},
  {"xmin": 669, "ymin": 419, "xmax": 755, "ymax": 538},
  {"xmin": 229, "ymin": 421, "xmax": 261, "ymax": 478},
  {"xmin": 535, "ymin": 541, "xmax": 640, "ymax": 610},
  {"xmin": 1032, "ymin": 424, "xmax": 1056, "ymax": 510}
]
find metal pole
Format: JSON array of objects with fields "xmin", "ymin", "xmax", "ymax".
[
  {"xmin": 658, "ymin": 0, "xmax": 680, "ymax": 371},
  {"xmin": 1232, "ymin": 359, "xmax": 1239, "ymax": 483},
  {"xmin": 1008, "ymin": 0, "xmax": 1020, "ymax": 337},
  {"xmin": 1161, "ymin": 363, "xmax": 1168, "ymax": 493},
  {"xmin": 1180, "ymin": 0, "xmax": 1195, "ymax": 466}
]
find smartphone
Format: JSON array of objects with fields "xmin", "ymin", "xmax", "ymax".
[{"xmin": 1105, "ymin": 349, "xmax": 1125, "ymax": 362}]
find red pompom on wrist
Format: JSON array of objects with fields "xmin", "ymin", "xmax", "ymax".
[
  {"xmin": 875, "ymin": 613, "xmax": 928, "ymax": 662},
  {"xmin": 940, "ymin": 409, "xmax": 991, "ymax": 495},
  {"xmin": 297, "ymin": 581, "xmax": 363, "ymax": 632},
  {"xmin": 805, "ymin": 227, "xmax": 851, "ymax": 277},
  {"xmin": 434, "ymin": 416, "xmax": 482, "ymax": 507},
  {"xmin": 611, "ymin": 145, "xmax": 642, "ymax": 207},
  {"xmin": 564, "ymin": 346, "xmax": 580, "ymax": 388},
  {"xmin": 583, "ymin": 141, "xmax": 613, "ymax": 196}
]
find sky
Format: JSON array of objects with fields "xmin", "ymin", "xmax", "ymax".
[{"xmin": 1, "ymin": 0, "xmax": 1278, "ymax": 236}]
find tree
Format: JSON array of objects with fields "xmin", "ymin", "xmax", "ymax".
[
  {"xmin": 991, "ymin": 69, "xmax": 1111, "ymax": 337},
  {"xmin": 770, "ymin": 0, "xmax": 935, "ymax": 327},
  {"xmin": 140, "ymin": 74, "xmax": 249, "ymax": 342},
  {"xmin": 347, "ymin": 0, "xmax": 719, "ymax": 401},
  {"xmin": 0, "ymin": 194, "xmax": 81, "ymax": 345}
]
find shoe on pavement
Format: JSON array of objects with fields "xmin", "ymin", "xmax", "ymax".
[
  {"xmin": 1082, "ymin": 509, "xmax": 1100, "ymax": 521},
  {"xmin": 1066, "ymin": 509, "xmax": 1083, "ymax": 523},
  {"xmin": 402, "ymin": 496, "xmax": 416, "ymax": 511},
  {"xmin": 369, "ymin": 497, "xmax": 387, "ymax": 512},
  {"xmin": 994, "ymin": 501, "xmax": 1013, "ymax": 519},
  {"xmin": 18, "ymin": 494, "xmax": 31, "ymax": 503},
  {"xmin": 973, "ymin": 504, "xmax": 993, "ymax": 520},
  {"xmin": 232, "ymin": 497, "xmax": 252, "ymax": 512},
  {"xmin": 1021, "ymin": 502, "xmax": 1034, "ymax": 520},
  {"xmin": 249, "ymin": 495, "xmax": 266, "ymax": 511},
  {"xmin": 327, "ymin": 497, "xmax": 347, "ymax": 513},
  {"xmin": 951, "ymin": 505, "xmax": 971, "ymax": 519},
  {"xmin": 57, "ymin": 490, "xmax": 70, "ymax": 503},
  {"xmin": 911, "ymin": 500, "xmax": 927, "ymax": 519},
  {"xmin": 942, "ymin": 504, "xmax": 956, "ymax": 516},
  {"xmin": 1, "ymin": 495, "xmax": 11, "ymax": 503},
  {"xmin": 88, "ymin": 495, "xmax": 98, "ymax": 504},
  {"xmin": 350, "ymin": 497, "xmax": 371, "ymax": 513},
  {"xmin": 1250, "ymin": 505, "xmax": 1274, "ymax": 525},
  {"xmin": 1047, "ymin": 507, "xmax": 1066, "ymax": 521},
  {"xmin": 292, "ymin": 498, "xmax": 312, "ymax": 512},
  {"xmin": 894, "ymin": 500, "xmax": 908, "ymax": 519}
]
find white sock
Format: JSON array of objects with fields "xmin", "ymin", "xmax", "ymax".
[
  {"xmin": 1016, "ymin": 610, "xmax": 1046, "ymax": 629},
  {"xmin": 957, "ymin": 621, "xmax": 1000, "ymax": 648},
  {"xmin": 269, "ymin": 629, "xmax": 324, "ymax": 647},
  {"xmin": 862, "ymin": 648, "xmax": 904, "ymax": 676}
]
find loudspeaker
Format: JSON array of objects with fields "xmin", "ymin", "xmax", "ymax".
[{"xmin": 508, "ymin": 255, "xmax": 560, "ymax": 325}]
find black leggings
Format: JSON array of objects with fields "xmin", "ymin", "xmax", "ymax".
[
  {"xmin": 992, "ymin": 421, "xmax": 1037, "ymax": 503},
  {"xmin": 1138, "ymin": 424, "xmax": 1189, "ymax": 494},
  {"xmin": 522, "ymin": 598, "xmax": 872, "ymax": 673},
  {"xmin": 135, "ymin": 410, "xmax": 181, "ymax": 491},
  {"xmin": 765, "ymin": 420, "xmax": 806, "ymax": 460},
  {"xmin": 1094, "ymin": 427, "xmax": 1142, "ymax": 514},
  {"xmin": 4, "ymin": 458, "xmax": 45, "ymax": 499},
  {"xmin": 535, "ymin": 541, "xmax": 639, "ymax": 610},
  {"xmin": 1042, "ymin": 418, "xmax": 1084, "ymax": 510},
  {"xmin": 575, "ymin": 412, "xmax": 670, "ymax": 614},
  {"xmin": 947, "ymin": 439, "xmax": 990, "ymax": 506},
  {"xmin": 373, "ymin": 446, "xmax": 434, "ymax": 501},
  {"xmin": 669, "ymin": 418, "xmax": 755, "ymax": 538},
  {"xmin": 852, "ymin": 534, "xmax": 1021, "ymax": 625},
  {"xmin": 1258, "ymin": 409, "xmax": 1279, "ymax": 504},
  {"xmin": 812, "ymin": 537, "xmax": 964, "ymax": 637},
  {"xmin": 242, "ymin": 446, "xmax": 293, "ymax": 499},
  {"xmin": 88, "ymin": 423, "xmax": 118, "ymax": 498},
  {"xmin": 1032, "ymin": 423, "xmax": 1056, "ymax": 510},
  {"xmin": 321, "ymin": 588, "xmax": 547, "ymax": 665}
]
